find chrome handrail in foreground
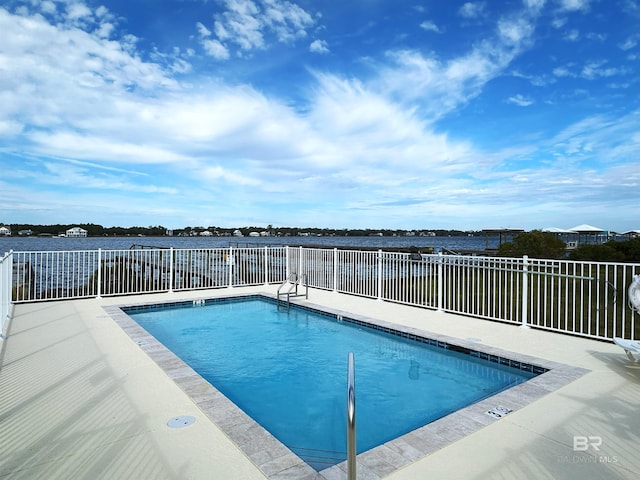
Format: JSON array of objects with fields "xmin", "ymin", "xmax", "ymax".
[{"xmin": 347, "ymin": 352, "xmax": 356, "ymax": 480}]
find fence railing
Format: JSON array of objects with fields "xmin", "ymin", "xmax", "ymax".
[{"xmin": 3, "ymin": 246, "xmax": 639, "ymax": 341}]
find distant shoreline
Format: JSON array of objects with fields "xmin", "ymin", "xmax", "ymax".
[{"xmin": 0, "ymin": 234, "xmax": 499, "ymax": 254}]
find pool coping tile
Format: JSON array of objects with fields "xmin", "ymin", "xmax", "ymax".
[{"xmin": 103, "ymin": 293, "xmax": 589, "ymax": 480}]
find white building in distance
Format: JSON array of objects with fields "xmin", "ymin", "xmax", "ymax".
[{"xmin": 66, "ymin": 227, "xmax": 88, "ymax": 237}]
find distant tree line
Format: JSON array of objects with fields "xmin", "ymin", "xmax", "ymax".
[
  {"xmin": 6, "ymin": 223, "xmax": 479, "ymax": 238},
  {"xmin": 9, "ymin": 223, "xmax": 168, "ymax": 237},
  {"xmin": 569, "ymin": 238, "xmax": 640, "ymax": 262},
  {"xmin": 218, "ymin": 226, "xmax": 475, "ymax": 237},
  {"xmin": 497, "ymin": 231, "xmax": 640, "ymax": 261}
]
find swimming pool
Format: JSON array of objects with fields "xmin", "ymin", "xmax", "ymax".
[{"xmin": 124, "ymin": 295, "xmax": 543, "ymax": 471}]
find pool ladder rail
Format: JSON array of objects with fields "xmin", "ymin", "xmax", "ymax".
[
  {"xmin": 277, "ymin": 273, "xmax": 308, "ymax": 309},
  {"xmin": 347, "ymin": 352, "xmax": 356, "ymax": 480}
]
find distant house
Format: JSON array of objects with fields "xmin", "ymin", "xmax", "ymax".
[
  {"xmin": 200, "ymin": 230, "xmax": 213, "ymax": 236},
  {"xmin": 542, "ymin": 227, "xmax": 579, "ymax": 249},
  {"xmin": 66, "ymin": 226, "xmax": 88, "ymax": 238},
  {"xmin": 0, "ymin": 226, "xmax": 10, "ymax": 236},
  {"xmin": 569, "ymin": 224, "xmax": 606, "ymax": 245},
  {"xmin": 482, "ymin": 228, "xmax": 525, "ymax": 249}
]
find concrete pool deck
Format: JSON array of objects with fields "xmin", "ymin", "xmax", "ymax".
[{"xmin": 1, "ymin": 286, "xmax": 639, "ymax": 479}]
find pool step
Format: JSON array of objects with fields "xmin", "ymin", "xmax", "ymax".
[{"xmin": 287, "ymin": 445, "xmax": 346, "ymax": 471}]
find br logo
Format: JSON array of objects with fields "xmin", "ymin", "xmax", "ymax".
[{"xmin": 573, "ymin": 436, "xmax": 602, "ymax": 451}]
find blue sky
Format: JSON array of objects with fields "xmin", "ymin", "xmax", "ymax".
[{"xmin": 0, "ymin": 0, "xmax": 638, "ymax": 231}]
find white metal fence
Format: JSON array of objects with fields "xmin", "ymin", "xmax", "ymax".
[
  {"xmin": 8, "ymin": 246, "xmax": 288, "ymax": 301},
  {"xmin": 1, "ymin": 251, "xmax": 11, "ymax": 337},
  {"xmin": 3, "ymin": 246, "xmax": 639, "ymax": 341}
]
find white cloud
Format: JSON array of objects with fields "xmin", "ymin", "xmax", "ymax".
[
  {"xmin": 202, "ymin": 165, "xmax": 261, "ymax": 186},
  {"xmin": 551, "ymin": 17, "xmax": 567, "ymax": 28},
  {"xmin": 0, "ymin": 120, "xmax": 23, "ymax": 136},
  {"xmin": 29, "ymin": 131, "xmax": 191, "ymax": 164},
  {"xmin": 511, "ymin": 70, "xmax": 556, "ymax": 86},
  {"xmin": 524, "ymin": 0, "xmax": 547, "ymax": 12},
  {"xmin": 420, "ymin": 21, "xmax": 441, "ymax": 33},
  {"xmin": 215, "ymin": 0, "xmax": 265, "ymax": 50},
  {"xmin": 377, "ymin": 8, "xmax": 536, "ymax": 121},
  {"xmin": 66, "ymin": 2, "xmax": 92, "ymax": 22},
  {"xmin": 95, "ymin": 21, "xmax": 114, "ymax": 39},
  {"xmin": 40, "ymin": 1, "xmax": 56, "ymax": 15},
  {"xmin": 585, "ymin": 32, "xmax": 606, "ymax": 42},
  {"xmin": 309, "ymin": 39, "xmax": 329, "ymax": 54},
  {"xmin": 196, "ymin": 21, "xmax": 212, "ymax": 37},
  {"xmin": 553, "ymin": 65, "xmax": 572, "ymax": 77},
  {"xmin": 497, "ymin": 17, "xmax": 535, "ymax": 46},
  {"xmin": 581, "ymin": 60, "xmax": 619, "ymax": 79},
  {"xmin": 548, "ymin": 112, "xmax": 639, "ymax": 166},
  {"xmin": 0, "ymin": 7, "xmax": 180, "ymax": 155},
  {"xmin": 202, "ymin": 38, "xmax": 230, "ymax": 59},
  {"xmin": 553, "ymin": 60, "xmax": 624, "ymax": 80},
  {"xmin": 557, "ymin": 0, "xmax": 591, "ymax": 12},
  {"xmin": 563, "ymin": 28, "xmax": 580, "ymax": 41},
  {"xmin": 307, "ymin": 73, "xmax": 474, "ymax": 171},
  {"xmin": 95, "ymin": 6, "xmax": 109, "ymax": 18},
  {"xmin": 459, "ymin": 2, "xmax": 486, "ymax": 19},
  {"xmin": 37, "ymin": 162, "xmax": 179, "ymax": 194},
  {"xmin": 198, "ymin": 0, "xmax": 316, "ymax": 58},
  {"xmin": 262, "ymin": 0, "xmax": 313, "ymax": 43},
  {"xmin": 619, "ymin": 34, "xmax": 639, "ymax": 50},
  {"xmin": 507, "ymin": 94, "xmax": 535, "ymax": 106},
  {"xmin": 1, "ymin": 9, "xmax": 175, "ymax": 100}
]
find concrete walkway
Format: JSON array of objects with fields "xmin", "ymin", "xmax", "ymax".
[{"xmin": 1, "ymin": 287, "xmax": 639, "ymax": 479}]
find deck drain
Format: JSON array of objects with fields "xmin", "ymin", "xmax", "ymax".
[
  {"xmin": 167, "ymin": 416, "xmax": 196, "ymax": 428},
  {"xmin": 486, "ymin": 406, "xmax": 512, "ymax": 419}
]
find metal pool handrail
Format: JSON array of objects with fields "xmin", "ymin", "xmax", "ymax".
[
  {"xmin": 276, "ymin": 273, "xmax": 309, "ymax": 310},
  {"xmin": 347, "ymin": 352, "xmax": 356, "ymax": 480}
]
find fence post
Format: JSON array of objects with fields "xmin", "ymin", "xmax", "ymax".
[
  {"xmin": 437, "ymin": 252, "xmax": 443, "ymax": 312},
  {"xmin": 169, "ymin": 247, "xmax": 174, "ymax": 293},
  {"xmin": 264, "ymin": 246, "xmax": 269, "ymax": 285},
  {"xmin": 377, "ymin": 250, "xmax": 383, "ymax": 301},
  {"xmin": 0, "ymin": 251, "xmax": 10, "ymax": 338},
  {"xmin": 285, "ymin": 246, "xmax": 290, "ymax": 279},
  {"xmin": 228, "ymin": 246, "xmax": 234, "ymax": 288},
  {"xmin": 520, "ymin": 255, "xmax": 529, "ymax": 329},
  {"xmin": 333, "ymin": 248, "xmax": 338, "ymax": 292},
  {"xmin": 97, "ymin": 249, "xmax": 102, "ymax": 298},
  {"xmin": 298, "ymin": 246, "xmax": 303, "ymax": 279}
]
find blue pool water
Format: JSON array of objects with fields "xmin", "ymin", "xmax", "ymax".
[{"xmin": 127, "ymin": 297, "xmax": 536, "ymax": 470}]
